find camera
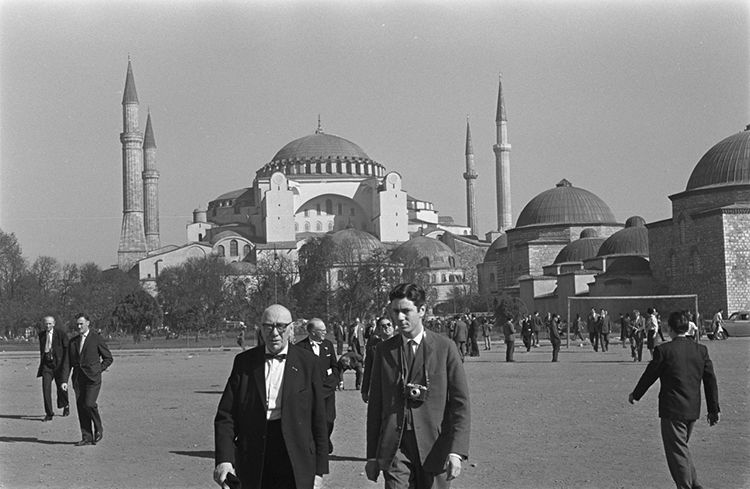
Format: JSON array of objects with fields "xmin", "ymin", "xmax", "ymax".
[{"xmin": 405, "ymin": 382, "xmax": 429, "ymax": 402}]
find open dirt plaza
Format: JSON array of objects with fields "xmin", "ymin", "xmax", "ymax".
[{"xmin": 1, "ymin": 337, "xmax": 748, "ymax": 489}]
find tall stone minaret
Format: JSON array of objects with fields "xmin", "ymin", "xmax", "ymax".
[
  {"xmin": 118, "ymin": 59, "xmax": 147, "ymax": 270},
  {"xmin": 493, "ymin": 74, "xmax": 512, "ymax": 232},
  {"xmin": 463, "ymin": 116, "xmax": 478, "ymax": 235},
  {"xmin": 143, "ymin": 110, "xmax": 160, "ymax": 251}
]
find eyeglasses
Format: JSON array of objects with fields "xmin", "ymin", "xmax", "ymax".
[
  {"xmin": 262, "ymin": 322, "xmax": 291, "ymax": 334},
  {"xmin": 380, "ymin": 322, "xmax": 393, "ymax": 327}
]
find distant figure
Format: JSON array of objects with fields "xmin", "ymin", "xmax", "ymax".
[
  {"xmin": 467, "ymin": 315, "xmax": 480, "ymax": 357},
  {"xmin": 587, "ymin": 308, "xmax": 600, "ymax": 351},
  {"xmin": 36, "ymin": 316, "xmax": 70, "ymax": 421},
  {"xmin": 686, "ymin": 311, "xmax": 699, "ymax": 342},
  {"xmin": 619, "ymin": 313, "xmax": 629, "ymax": 348},
  {"xmin": 452, "ymin": 315, "xmax": 468, "ymax": 360},
  {"xmin": 333, "ymin": 321, "xmax": 345, "ymax": 355},
  {"xmin": 349, "ymin": 318, "xmax": 365, "ymax": 356},
  {"xmin": 362, "ymin": 317, "xmax": 396, "ymax": 403},
  {"xmin": 631, "ymin": 310, "xmax": 646, "ymax": 362},
  {"xmin": 521, "ymin": 315, "xmax": 534, "ymax": 352},
  {"xmin": 337, "ymin": 348, "xmax": 364, "ymax": 391},
  {"xmin": 646, "ymin": 308, "xmax": 660, "ymax": 359},
  {"xmin": 629, "ymin": 311, "xmax": 720, "ymax": 489},
  {"xmin": 236, "ymin": 326, "xmax": 246, "ymax": 350},
  {"xmin": 571, "ymin": 314, "xmax": 585, "ymax": 342},
  {"xmin": 711, "ymin": 309, "xmax": 725, "ymax": 340},
  {"xmin": 548, "ymin": 314, "xmax": 562, "ymax": 362},
  {"xmin": 532, "ymin": 311, "xmax": 543, "ymax": 347},
  {"xmin": 481, "ymin": 316, "xmax": 492, "ymax": 350},
  {"xmin": 599, "ymin": 308, "xmax": 612, "ymax": 352},
  {"xmin": 502, "ymin": 314, "xmax": 516, "ymax": 362}
]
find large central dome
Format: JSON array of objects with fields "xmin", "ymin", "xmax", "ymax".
[
  {"xmin": 686, "ymin": 126, "xmax": 750, "ymax": 191},
  {"xmin": 516, "ymin": 179, "xmax": 617, "ymax": 228},
  {"xmin": 272, "ymin": 132, "xmax": 370, "ymax": 161}
]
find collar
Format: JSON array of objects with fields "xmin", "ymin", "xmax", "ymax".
[
  {"xmin": 308, "ymin": 337, "xmax": 321, "ymax": 346},
  {"xmin": 402, "ymin": 328, "xmax": 425, "ymax": 347},
  {"xmin": 265, "ymin": 344, "xmax": 289, "ymax": 357}
]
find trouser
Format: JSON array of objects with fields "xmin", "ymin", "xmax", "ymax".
[
  {"xmin": 383, "ymin": 429, "xmax": 450, "ymax": 489},
  {"xmin": 335, "ymin": 339, "xmax": 343, "ymax": 355},
  {"xmin": 522, "ymin": 334, "xmax": 532, "ymax": 351},
  {"xmin": 41, "ymin": 365, "xmax": 68, "ymax": 416},
  {"xmin": 483, "ymin": 336, "xmax": 491, "ymax": 350},
  {"xmin": 74, "ymin": 376, "xmax": 102, "ymax": 441},
  {"xmin": 660, "ymin": 418, "xmax": 701, "ymax": 489},
  {"xmin": 455, "ymin": 341, "xmax": 466, "ymax": 359},
  {"xmin": 505, "ymin": 340, "xmax": 515, "ymax": 362},
  {"xmin": 599, "ymin": 333, "xmax": 609, "ymax": 352},
  {"xmin": 631, "ymin": 336, "xmax": 644, "ymax": 361},
  {"xmin": 260, "ymin": 420, "xmax": 297, "ymax": 489},
  {"xmin": 551, "ymin": 339, "xmax": 560, "ymax": 362},
  {"xmin": 572, "ymin": 330, "xmax": 584, "ymax": 341},
  {"xmin": 533, "ymin": 331, "xmax": 539, "ymax": 346},
  {"xmin": 589, "ymin": 332, "xmax": 599, "ymax": 351}
]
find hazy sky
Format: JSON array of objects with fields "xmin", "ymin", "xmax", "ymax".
[{"xmin": 1, "ymin": 0, "xmax": 748, "ymax": 268}]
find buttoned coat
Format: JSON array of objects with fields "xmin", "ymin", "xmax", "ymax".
[
  {"xmin": 37, "ymin": 327, "xmax": 70, "ymax": 381},
  {"xmin": 68, "ymin": 331, "xmax": 113, "ymax": 384},
  {"xmin": 296, "ymin": 337, "xmax": 340, "ymax": 423},
  {"xmin": 214, "ymin": 345, "xmax": 328, "ymax": 489},
  {"xmin": 366, "ymin": 332, "xmax": 470, "ymax": 473}
]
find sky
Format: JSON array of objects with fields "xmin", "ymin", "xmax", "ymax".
[{"xmin": 1, "ymin": 0, "xmax": 748, "ymax": 268}]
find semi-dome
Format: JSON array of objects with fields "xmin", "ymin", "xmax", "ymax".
[
  {"xmin": 686, "ymin": 126, "xmax": 750, "ymax": 191},
  {"xmin": 597, "ymin": 215, "xmax": 648, "ymax": 257},
  {"xmin": 516, "ymin": 179, "xmax": 617, "ymax": 228},
  {"xmin": 483, "ymin": 234, "xmax": 507, "ymax": 263},
  {"xmin": 392, "ymin": 236, "xmax": 457, "ymax": 269},
  {"xmin": 273, "ymin": 132, "xmax": 370, "ymax": 161},
  {"xmin": 554, "ymin": 236, "xmax": 606, "ymax": 264},
  {"xmin": 326, "ymin": 227, "xmax": 384, "ymax": 262}
]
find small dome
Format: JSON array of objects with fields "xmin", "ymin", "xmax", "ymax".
[
  {"xmin": 392, "ymin": 236, "xmax": 457, "ymax": 269},
  {"xmin": 483, "ymin": 234, "xmax": 507, "ymax": 263},
  {"xmin": 273, "ymin": 132, "xmax": 370, "ymax": 161},
  {"xmin": 554, "ymin": 237, "xmax": 606, "ymax": 264},
  {"xmin": 597, "ymin": 216, "xmax": 648, "ymax": 257},
  {"xmin": 605, "ymin": 256, "xmax": 651, "ymax": 274},
  {"xmin": 326, "ymin": 228, "xmax": 384, "ymax": 262},
  {"xmin": 686, "ymin": 126, "xmax": 750, "ymax": 190},
  {"xmin": 580, "ymin": 228, "xmax": 598, "ymax": 238},
  {"xmin": 516, "ymin": 179, "xmax": 617, "ymax": 228}
]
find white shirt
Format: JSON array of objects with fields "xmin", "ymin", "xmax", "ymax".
[
  {"xmin": 264, "ymin": 345, "xmax": 289, "ymax": 420},
  {"xmin": 310, "ymin": 339, "xmax": 320, "ymax": 356},
  {"xmin": 402, "ymin": 328, "xmax": 425, "ymax": 355},
  {"xmin": 45, "ymin": 330, "xmax": 53, "ymax": 352},
  {"xmin": 79, "ymin": 332, "xmax": 89, "ymax": 353}
]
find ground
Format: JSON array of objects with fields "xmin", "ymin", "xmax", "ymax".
[{"xmin": 1, "ymin": 337, "xmax": 748, "ymax": 489}]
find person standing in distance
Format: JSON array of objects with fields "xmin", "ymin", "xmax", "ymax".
[
  {"xmin": 68, "ymin": 313, "xmax": 113, "ymax": 446},
  {"xmin": 501, "ymin": 314, "xmax": 516, "ymax": 362},
  {"xmin": 366, "ymin": 283, "xmax": 470, "ymax": 489},
  {"xmin": 296, "ymin": 318, "xmax": 340, "ymax": 454},
  {"xmin": 214, "ymin": 304, "xmax": 328, "ymax": 489},
  {"xmin": 37, "ymin": 316, "xmax": 70, "ymax": 421},
  {"xmin": 629, "ymin": 311, "xmax": 720, "ymax": 489},
  {"xmin": 362, "ymin": 317, "xmax": 396, "ymax": 403}
]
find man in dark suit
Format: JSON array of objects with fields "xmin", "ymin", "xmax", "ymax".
[
  {"xmin": 296, "ymin": 317, "xmax": 340, "ymax": 454},
  {"xmin": 366, "ymin": 283, "xmax": 470, "ymax": 489},
  {"xmin": 362, "ymin": 316, "xmax": 396, "ymax": 403},
  {"xmin": 629, "ymin": 311, "xmax": 720, "ymax": 489},
  {"xmin": 36, "ymin": 316, "xmax": 70, "ymax": 421},
  {"xmin": 349, "ymin": 317, "xmax": 365, "ymax": 356},
  {"xmin": 452, "ymin": 315, "xmax": 468, "ymax": 360},
  {"xmin": 214, "ymin": 304, "xmax": 328, "ymax": 489},
  {"xmin": 68, "ymin": 313, "xmax": 113, "ymax": 446},
  {"xmin": 599, "ymin": 308, "xmax": 612, "ymax": 352}
]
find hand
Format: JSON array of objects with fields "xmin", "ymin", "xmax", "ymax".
[
  {"xmin": 213, "ymin": 462, "xmax": 236, "ymax": 488},
  {"xmin": 365, "ymin": 460, "xmax": 380, "ymax": 482},
  {"xmin": 361, "ymin": 391, "xmax": 369, "ymax": 403},
  {"xmin": 313, "ymin": 474, "xmax": 323, "ymax": 489},
  {"xmin": 444, "ymin": 454, "xmax": 462, "ymax": 480},
  {"xmin": 628, "ymin": 393, "xmax": 635, "ymax": 404},
  {"xmin": 707, "ymin": 412, "xmax": 720, "ymax": 426},
  {"xmin": 61, "ymin": 383, "xmax": 68, "ymax": 392}
]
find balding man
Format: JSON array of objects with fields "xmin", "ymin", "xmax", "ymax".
[
  {"xmin": 214, "ymin": 305, "xmax": 329, "ymax": 489},
  {"xmin": 297, "ymin": 318, "xmax": 340, "ymax": 454},
  {"xmin": 36, "ymin": 316, "xmax": 70, "ymax": 421}
]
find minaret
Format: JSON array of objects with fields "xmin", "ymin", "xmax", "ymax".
[
  {"xmin": 143, "ymin": 110, "xmax": 160, "ymax": 251},
  {"xmin": 118, "ymin": 58, "xmax": 147, "ymax": 270},
  {"xmin": 463, "ymin": 116, "xmax": 478, "ymax": 235},
  {"xmin": 493, "ymin": 74, "xmax": 512, "ymax": 231}
]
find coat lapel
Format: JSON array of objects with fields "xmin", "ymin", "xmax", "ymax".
[{"xmin": 252, "ymin": 348, "xmax": 267, "ymax": 408}]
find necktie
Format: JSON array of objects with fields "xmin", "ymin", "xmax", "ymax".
[
  {"xmin": 45, "ymin": 331, "xmax": 52, "ymax": 353},
  {"xmin": 79, "ymin": 334, "xmax": 86, "ymax": 354},
  {"xmin": 405, "ymin": 340, "xmax": 416, "ymax": 375},
  {"xmin": 265, "ymin": 353, "xmax": 287, "ymax": 361},
  {"xmin": 312, "ymin": 341, "xmax": 320, "ymax": 356}
]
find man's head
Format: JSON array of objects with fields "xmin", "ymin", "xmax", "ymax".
[
  {"xmin": 667, "ymin": 311, "xmax": 689, "ymax": 336},
  {"xmin": 260, "ymin": 304, "xmax": 294, "ymax": 354},
  {"xmin": 600, "ymin": 308, "xmax": 607, "ymax": 316},
  {"xmin": 75, "ymin": 313, "xmax": 90, "ymax": 335},
  {"xmin": 43, "ymin": 316, "xmax": 55, "ymax": 332},
  {"xmin": 377, "ymin": 316, "xmax": 395, "ymax": 339},
  {"xmin": 388, "ymin": 283, "xmax": 426, "ymax": 340},
  {"xmin": 307, "ymin": 318, "xmax": 327, "ymax": 343},
  {"xmin": 646, "ymin": 307, "xmax": 654, "ymax": 315}
]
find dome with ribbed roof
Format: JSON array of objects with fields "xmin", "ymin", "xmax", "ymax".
[
  {"xmin": 597, "ymin": 215, "xmax": 648, "ymax": 257},
  {"xmin": 686, "ymin": 126, "xmax": 750, "ymax": 190},
  {"xmin": 392, "ymin": 236, "xmax": 457, "ymax": 269},
  {"xmin": 554, "ymin": 235, "xmax": 606, "ymax": 264},
  {"xmin": 273, "ymin": 132, "xmax": 370, "ymax": 161},
  {"xmin": 516, "ymin": 179, "xmax": 617, "ymax": 228},
  {"xmin": 483, "ymin": 234, "xmax": 507, "ymax": 263},
  {"xmin": 604, "ymin": 256, "xmax": 651, "ymax": 274},
  {"xmin": 326, "ymin": 227, "xmax": 385, "ymax": 262}
]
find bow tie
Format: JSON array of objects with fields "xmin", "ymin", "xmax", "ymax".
[{"xmin": 265, "ymin": 353, "xmax": 287, "ymax": 361}]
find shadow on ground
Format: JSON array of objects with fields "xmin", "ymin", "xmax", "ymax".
[{"xmin": 0, "ymin": 436, "xmax": 75, "ymax": 445}]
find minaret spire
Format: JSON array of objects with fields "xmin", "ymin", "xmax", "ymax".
[
  {"xmin": 143, "ymin": 109, "xmax": 160, "ymax": 251},
  {"xmin": 118, "ymin": 59, "xmax": 147, "ymax": 270},
  {"xmin": 315, "ymin": 114, "xmax": 323, "ymax": 134},
  {"xmin": 463, "ymin": 116, "xmax": 478, "ymax": 235},
  {"xmin": 493, "ymin": 73, "xmax": 512, "ymax": 232}
]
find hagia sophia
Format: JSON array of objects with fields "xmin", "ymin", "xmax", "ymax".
[{"xmin": 115, "ymin": 60, "xmax": 750, "ymax": 318}]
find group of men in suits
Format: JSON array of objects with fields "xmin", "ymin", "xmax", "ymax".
[
  {"xmin": 36, "ymin": 313, "xmax": 113, "ymax": 446},
  {"xmin": 214, "ymin": 283, "xmax": 472, "ymax": 489}
]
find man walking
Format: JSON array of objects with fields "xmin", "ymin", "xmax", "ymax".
[
  {"xmin": 36, "ymin": 316, "xmax": 70, "ymax": 421},
  {"xmin": 481, "ymin": 317, "xmax": 492, "ymax": 350},
  {"xmin": 366, "ymin": 283, "xmax": 470, "ymax": 489},
  {"xmin": 362, "ymin": 317, "xmax": 396, "ymax": 402},
  {"xmin": 587, "ymin": 308, "xmax": 600, "ymax": 351},
  {"xmin": 548, "ymin": 314, "xmax": 562, "ymax": 362},
  {"xmin": 452, "ymin": 315, "xmax": 468, "ymax": 360},
  {"xmin": 629, "ymin": 311, "xmax": 720, "ymax": 489},
  {"xmin": 214, "ymin": 304, "xmax": 328, "ymax": 489},
  {"xmin": 68, "ymin": 313, "xmax": 113, "ymax": 446},
  {"xmin": 599, "ymin": 308, "xmax": 611, "ymax": 352},
  {"xmin": 502, "ymin": 314, "xmax": 516, "ymax": 362}
]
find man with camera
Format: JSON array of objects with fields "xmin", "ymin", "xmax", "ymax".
[{"xmin": 366, "ymin": 283, "xmax": 470, "ymax": 489}]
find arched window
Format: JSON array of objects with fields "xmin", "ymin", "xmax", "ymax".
[
  {"xmin": 316, "ymin": 221, "xmax": 323, "ymax": 231},
  {"xmin": 325, "ymin": 199, "xmax": 333, "ymax": 215},
  {"xmin": 678, "ymin": 216, "xmax": 687, "ymax": 244},
  {"xmin": 295, "ymin": 222, "xmax": 299, "ymax": 232},
  {"xmin": 449, "ymin": 256, "xmax": 456, "ymax": 267},
  {"xmin": 692, "ymin": 249, "xmax": 701, "ymax": 274},
  {"xmin": 337, "ymin": 270, "xmax": 344, "ymax": 281},
  {"xmin": 337, "ymin": 203, "xmax": 343, "ymax": 215},
  {"xmin": 304, "ymin": 221, "xmax": 311, "ymax": 232},
  {"xmin": 304, "ymin": 209, "xmax": 310, "ymax": 217},
  {"xmin": 328, "ymin": 222, "xmax": 334, "ymax": 231},
  {"xmin": 420, "ymin": 257, "xmax": 430, "ymax": 268},
  {"xmin": 316, "ymin": 203, "xmax": 321, "ymax": 216},
  {"xmin": 489, "ymin": 273, "xmax": 495, "ymax": 284},
  {"xmin": 230, "ymin": 240, "xmax": 238, "ymax": 256},
  {"xmin": 243, "ymin": 245, "xmax": 251, "ymax": 258},
  {"xmin": 217, "ymin": 245, "xmax": 225, "ymax": 257}
]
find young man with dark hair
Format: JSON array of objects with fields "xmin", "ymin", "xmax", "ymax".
[{"xmin": 629, "ymin": 311, "xmax": 720, "ymax": 489}]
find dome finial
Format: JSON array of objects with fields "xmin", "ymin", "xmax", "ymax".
[{"xmin": 315, "ymin": 114, "xmax": 323, "ymax": 134}]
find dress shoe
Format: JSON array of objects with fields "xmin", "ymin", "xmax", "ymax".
[
  {"xmin": 74, "ymin": 439, "xmax": 93, "ymax": 446},
  {"xmin": 43, "ymin": 415, "xmax": 53, "ymax": 422},
  {"xmin": 94, "ymin": 431, "xmax": 103, "ymax": 443},
  {"xmin": 62, "ymin": 406, "xmax": 70, "ymax": 417}
]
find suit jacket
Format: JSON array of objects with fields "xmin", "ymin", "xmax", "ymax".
[
  {"xmin": 361, "ymin": 335, "xmax": 384, "ymax": 397},
  {"xmin": 632, "ymin": 337, "xmax": 720, "ymax": 421},
  {"xmin": 366, "ymin": 332, "xmax": 470, "ymax": 473},
  {"xmin": 453, "ymin": 320, "xmax": 468, "ymax": 342},
  {"xmin": 68, "ymin": 331, "xmax": 113, "ymax": 384},
  {"xmin": 296, "ymin": 337, "xmax": 340, "ymax": 398},
  {"xmin": 37, "ymin": 327, "xmax": 70, "ymax": 380},
  {"xmin": 502, "ymin": 320, "xmax": 516, "ymax": 341},
  {"xmin": 599, "ymin": 315, "xmax": 612, "ymax": 334},
  {"xmin": 214, "ymin": 345, "xmax": 328, "ymax": 489}
]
